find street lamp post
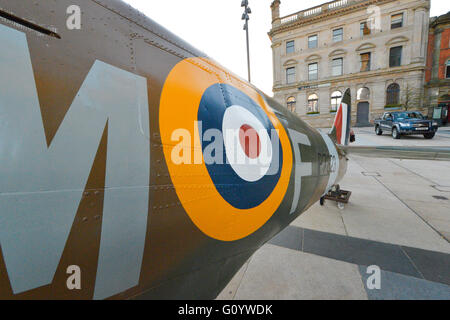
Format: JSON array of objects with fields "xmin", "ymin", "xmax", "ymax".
[{"xmin": 241, "ymin": 0, "xmax": 252, "ymax": 83}]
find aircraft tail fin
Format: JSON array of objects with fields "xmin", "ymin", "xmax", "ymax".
[
  {"xmin": 340, "ymin": 145, "xmax": 450, "ymax": 161},
  {"xmin": 329, "ymin": 88, "xmax": 352, "ymax": 146}
]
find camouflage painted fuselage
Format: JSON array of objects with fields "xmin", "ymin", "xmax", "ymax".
[{"xmin": 0, "ymin": 0, "xmax": 346, "ymax": 299}]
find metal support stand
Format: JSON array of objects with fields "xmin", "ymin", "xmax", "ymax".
[{"xmin": 320, "ymin": 185, "xmax": 352, "ymax": 210}]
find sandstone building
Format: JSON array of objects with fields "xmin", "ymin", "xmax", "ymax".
[{"xmin": 269, "ymin": 0, "xmax": 430, "ymax": 127}]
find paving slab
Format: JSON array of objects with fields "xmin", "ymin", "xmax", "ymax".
[
  {"xmin": 302, "ymin": 229, "xmax": 421, "ymax": 278},
  {"xmin": 390, "ymin": 159, "xmax": 449, "ymax": 186},
  {"xmin": 358, "ymin": 266, "xmax": 450, "ymax": 300},
  {"xmin": 292, "ymin": 156, "xmax": 450, "ymax": 253},
  {"xmin": 268, "ymin": 226, "xmax": 450, "ymax": 286},
  {"xmin": 291, "ymin": 203, "xmax": 347, "ymax": 236},
  {"xmin": 341, "ymin": 202, "xmax": 450, "ymax": 253},
  {"xmin": 268, "ymin": 226, "xmax": 303, "ymax": 251},
  {"xmin": 217, "ymin": 259, "xmax": 251, "ymax": 300},
  {"xmin": 375, "ymin": 180, "xmax": 448, "ymax": 203},
  {"xmin": 401, "ymin": 246, "xmax": 450, "ymax": 285},
  {"xmin": 233, "ymin": 244, "xmax": 368, "ymax": 300},
  {"xmin": 221, "ymin": 127, "xmax": 450, "ymax": 300},
  {"xmin": 341, "ymin": 181, "xmax": 402, "ymax": 210}
]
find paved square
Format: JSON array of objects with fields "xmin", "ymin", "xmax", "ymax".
[{"xmin": 219, "ymin": 127, "xmax": 450, "ymax": 300}]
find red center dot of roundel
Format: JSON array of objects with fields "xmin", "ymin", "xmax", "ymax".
[{"xmin": 239, "ymin": 124, "xmax": 261, "ymax": 159}]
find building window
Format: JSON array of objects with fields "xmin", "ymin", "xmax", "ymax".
[
  {"xmin": 391, "ymin": 13, "xmax": 404, "ymax": 29},
  {"xmin": 286, "ymin": 41, "xmax": 295, "ymax": 54},
  {"xmin": 308, "ymin": 35, "xmax": 318, "ymax": 49},
  {"xmin": 386, "ymin": 83, "xmax": 400, "ymax": 105},
  {"xmin": 286, "ymin": 67, "xmax": 296, "ymax": 84},
  {"xmin": 308, "ymin": 94, "xmax": 319, "ymax": 113},
  {"xmin": 389, "ymin": 46, "xmax": 402, "ymax": 67},
  {"xmin": 331, "ymin": 91, "xmax": 342, "ymax": 112},
  {"xmin": 360, "ymin": 52, "xmax": 371, "ymax": 72},
  {"xmin": 287, "ymin": 96, "xmax": 296, "ymax": 112},
  {"xmin": 360, "ymin": 22, "xmax": 371, "ymax": 37},
  {"xmin": 308, "ymin": 63, "xmax": 318, "ymax": 81},
  {"xmin": 332, "ymin": 58, "xmax": 343, "ymax": 76},
  {"xmin": 446, "ymin": 60, "xmax": 450, "ymax": 79},
  {"xmin": 357, "ymin": 87, "xmax": 370, "ymax": 101},
  {"xmin": 332, "ymin": 28, "xmax": 343, "ymax": 42}
]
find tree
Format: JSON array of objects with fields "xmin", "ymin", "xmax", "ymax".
[{"xmin": 402, "ymin": 84, "xmax": 424, "ymax": 111}]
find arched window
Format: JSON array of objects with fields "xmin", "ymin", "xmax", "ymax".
[
  {"xmin": 386, "ymin": 83, "xmax": 400, "ymax": 105},
  {"xmin": 446, "ymin": 60, "xmax": 450, "ymax": 79},
  {"xmin": 308, "ymin": 94, "xmax": 319, "ymax": 113},
  {"xmin": 357, "ymin": 87, "xmax": 370, "ymax": 101},
  {"xmin": 331, "ymin": 91, "xmax": 342, "ymax": 112},
  {"xmin": 287, "ymin": 96, "xmax": 296, "ymax": 113}
]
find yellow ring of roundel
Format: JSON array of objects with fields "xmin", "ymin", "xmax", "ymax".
[{"xmin": 159, "ymin": 57, "xmax": 293, "ymax": 241}]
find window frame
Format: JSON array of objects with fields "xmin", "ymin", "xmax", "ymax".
[
  {"xmin": 287, "ymin": 96, "xmax": 296, "ymax": 112},
  {"xmin": 308, "ymin": 62, "xmax": 318, "ymax": 81},
  {"xmin": 389, "ymin": 46, "xmax": 403, "ymax": 68},
  {"xmin": 360, "ymin": 52, "xmax": 371, "ymax": 72},
  {"xmin": 360, "ymin": 21, "xmax": 371, "ymax": 37},
  {"xmin": 286, "ymin": 67, "xmax": 296, "ymax": 84},
  {"xmin": 332, "ymin": 28, "xmax": 343, "ymax": 43},
  {"xmin": 308, "ymin": 34, "xmax": 318, "ymax": 49},
  {"xmin": 307, "ymin": 93, "xmax": 319, "ymax": 113},
  {"xmin": 391, "ymin": 13, "xmax": 404, "ymax": 29},
  {"xmin": 357, "ymin": 87, "xmax": 370, "ymax": 101},
  {"xmin": 331, "ymin": 91, "xmax": 342, "ymax": 112},
  {"xmin": 286, "ymin": 40, "xmax": 295, "ymax": 54},
  {"xmin": 446, "ymin": 60, "xmax": 450, "ymax": 79},
  {"xmin": 386, "ymin": 83, "xmax": 401, "ymax": 105},
  {"xmin": 331, "ymin": 58, "xmax": 343, "ymax": 77}
]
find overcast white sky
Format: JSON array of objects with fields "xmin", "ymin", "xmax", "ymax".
[{"xmin": 123, "ymin": 0, "xmax": 448, "ymax": 96}]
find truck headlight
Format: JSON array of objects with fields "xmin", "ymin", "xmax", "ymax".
[
  {"xmin": 399, "ymin": 123, "xmax": 410, "ymax": 127},
  {"xmin": 432, "ymin": 121, "xmax": 439, "ymax": 126}
]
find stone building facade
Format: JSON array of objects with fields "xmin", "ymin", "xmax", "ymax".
[
  {"xmin": 269, "ymin": 0, "xmax": 430, "ymax": 128},
  {"xmin": 425, "ymin": 11, "xmax": 450, "ymax": 126}
]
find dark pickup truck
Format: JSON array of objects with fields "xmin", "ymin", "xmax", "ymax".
[{"xmin": 374, "ymin": 111, "xmax": 439, "ymax": 139}]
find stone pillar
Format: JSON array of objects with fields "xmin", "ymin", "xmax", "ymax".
[
  {"xmin": 271, "ymin": 0, "xmax": 281, "ymax": 26},
  {"xmin": 318, "ymin": 88, "xmax": 329, "ymax": 115},
  {"xmin": 431, "ymin": 29, "xmax": 442, "ymax": 81},
  {"xmin": 372, "ymin": 81, "xmax": 386, "ymax": 113},
  {"xmin": 411, "ymin": 6, "xmax": 429, "ymax": 64},
  {"xmin": 272, "ymin": 42, "xmax": 282, "ymax": 86},
  {"xmin": 350, "ymin": 84, "xmax": 358, "ymax": 125},
  {"xmin": 297, "ymin": 91, "xmax": 307, "ymax": 116}
]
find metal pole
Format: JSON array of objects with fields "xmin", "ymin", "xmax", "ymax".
[
  {"xmin": 241, "ymin": 0, "xmax": 251, "ymax": 83},
  {"xmin": 246, "ymin": 21, "xmax": 251, "ymax": 83}
]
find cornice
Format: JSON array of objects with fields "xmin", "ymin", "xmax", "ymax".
[
  {"xmin": 356, "ymin": 42, "xmax": 377, "ymax": 52},
  {"xmin": 269, "ymin": 0, "xmax": 399, "ymax": 37},
  {"xmin": 306, "ymin": 54, "xmax": 323, "ymax": 62},
  {"xmin": 273, "ymin": 64, "xmax": 426, "ymax": 92},
  {"xmin": 385, "ymin": 35, "xmax": 409, "ymax": 46},
  {"xmin": 283, "ymin": 59, "xmax": 299, "ymax": 66},
  {"xmin": 329, "ymin": 49, "xmax": 348, "ymax": 57}
]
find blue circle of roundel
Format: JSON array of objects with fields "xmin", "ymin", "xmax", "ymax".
[{"xmin": 197, "ymin": 84, "xmax": 283, "ymax": 210}]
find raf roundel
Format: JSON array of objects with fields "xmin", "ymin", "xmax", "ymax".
[
  {"xmin": 159, "ymin": 58, "xmax": 293, "ymax": 241},
  {"xmin": 198, "ymin": 84, "xmax": 282, "ymax": 209},
  {"xmin": 223, "ymin": 105, "xmax": 271, "ymax": 181}
]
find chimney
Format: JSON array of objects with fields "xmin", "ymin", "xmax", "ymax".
[{"xmin": 271, "ymin": 0, "xmax": 281, "ymax": 26}]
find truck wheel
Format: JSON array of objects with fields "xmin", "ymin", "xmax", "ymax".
[
  {"xmin": 424, "ymin": 133, "xmax": 435, "ymax": 139},
  {"xmin": 392, "ymin": 127, "xmax": 400, "ymax": 139},
  {"xmin": 375, "ymin": 125, "xmax": 383, "ymax": 136}
]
